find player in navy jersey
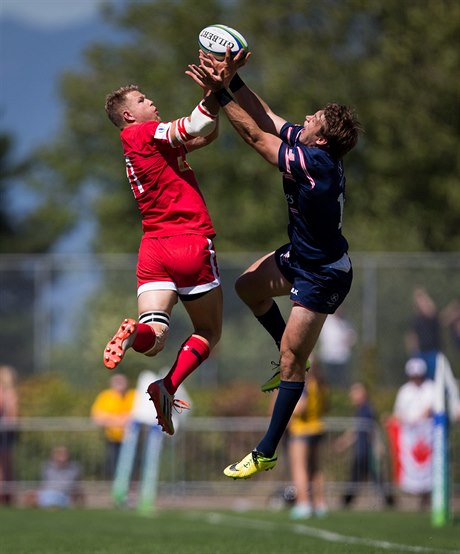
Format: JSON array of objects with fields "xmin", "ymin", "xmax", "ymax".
[
  {"xmin": 188, "ymin": 49, "xmax": 361, "ymax": 478},
  {"xmin": 103, "ymin": 83, "xmax": 222, "ymax": 436}
]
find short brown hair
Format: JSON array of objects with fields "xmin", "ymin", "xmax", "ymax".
[
  {"xmin": 104, "ymin": 84, "xmax": 139, "ymax": 128},
  {"xmin": 320, "ymin": 103, "xmax": 362, "ymax": 159}
]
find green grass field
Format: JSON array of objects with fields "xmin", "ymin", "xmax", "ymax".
[{"xmin": 1, "ymin": 507, "xmax": 459, "ymax": 554}]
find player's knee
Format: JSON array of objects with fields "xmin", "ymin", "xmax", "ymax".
[
  {"xmin": 139, "ymin": 311, "xmax": 170, "ymax": 357},
  {"xmin": 208, "ymin": 326, "xmax": 222, "ymax": 350},
  {"xmin": 280, "ymin": 350, "xmax": 305, "ymax": 380},
  {"xmin": 194, "ymin": 326, "xmax": 221, "ymax": 351},
  {"xmin": 235, "ymin": 277, "xmax": 264, "ymax": 312},
  {"xmin": 144, "ymin": 325, "xmax": 168, "ymax": 356},
  {"xmin": 234, "ymin": 274, "xmax": 250, "ymax": 301}
]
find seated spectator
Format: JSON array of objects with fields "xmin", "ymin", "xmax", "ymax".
[{"xmin": 25, "ymin": 446, "xmax": 83, "ymax": 508}]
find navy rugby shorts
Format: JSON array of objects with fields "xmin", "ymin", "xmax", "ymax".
[{"xmin": 275, "ymin": 243, "xmax": 353, "ymax": 314}]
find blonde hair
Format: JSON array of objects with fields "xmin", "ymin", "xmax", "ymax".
[{"xmin": 104, "ymin": 84, "xmax": 140, "ymax": 128}]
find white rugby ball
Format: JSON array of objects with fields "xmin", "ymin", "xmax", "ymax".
[{"xmin": 198, "ymin": 24, "xmax": 248, "ymax": 59}]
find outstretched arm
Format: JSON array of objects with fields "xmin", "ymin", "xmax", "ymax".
[
  {"xmin": 169, "ymin": 91, "xmax": 219, "ymax": 148},
  {"xmin": 186, "ymin": 63, "xmax": 281, "ymax": 166},
  {"xmin": 185, "ymin": 116, "xmax": 219, "ymax": 153},
  {"xmin": 199, "ymin": 48, "xmax": 286, "ymax": 135}
]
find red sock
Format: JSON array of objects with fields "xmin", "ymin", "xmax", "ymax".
[
  {"xmin": 132, "ymin": 323, "xmax": 156, "ymax": 353},
  {"xmin": 163, "ymin": 335, "xmax": 210, "ymax": 395}
]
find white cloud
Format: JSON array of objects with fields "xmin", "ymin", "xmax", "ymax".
[{"xmin": 0, "ymin": 0, "xmax": 104, "ymax": 29}]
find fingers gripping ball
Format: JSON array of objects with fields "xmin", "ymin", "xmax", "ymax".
[{"xmin": 198, "ymin": 24, "xmax": 248, "ymax": 60}]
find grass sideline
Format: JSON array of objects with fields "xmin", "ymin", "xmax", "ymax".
[{"xmin": 1, "ymin": 507, "xmax": 459, "ymax": 554}]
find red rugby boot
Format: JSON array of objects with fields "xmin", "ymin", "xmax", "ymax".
[{"xmin": 103, "ymin": 318, "xmax": 137, "ymax": 369}]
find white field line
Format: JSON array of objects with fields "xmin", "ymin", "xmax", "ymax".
[{"xmin": 183, "ymin": 511, "xmax": 460, "ymax": 554}]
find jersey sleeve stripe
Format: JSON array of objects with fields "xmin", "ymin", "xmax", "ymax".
[
  {"xmin": 165, "ymin": 124, "xmax": 173, "ymax": 147},
  {"xmin": 284, "ymin": 147, "xmax": 293, "ymax": 175},
  {"xmin": 296, "ymin": 146, "xmax": 316, "ymax": 189},
  {"xmin": 197, "ymin": 102, "xmax": 217, "ymax": 120},
  {"xmin": 294, "ymin": 128, "xmax": 303, "ymax": 142},
  {"xmin": 176, "ymin": 117, "xmax": 193, "ymax": 142}
]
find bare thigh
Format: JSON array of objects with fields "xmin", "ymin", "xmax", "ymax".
[
  {"xmin": 137, "ymin": 289, "xmax": 178, "ymax": 334},
  {"xmin": 235, "ymin": 252, "xmax": 292, "ymax": 315},
  {"xmin": 137, "ymin": 286, "xmax": 222, "ymax": 351},
  {"xmin": 138, "ymin": 289, "xmax": 178, "ymax": 315},
  {"xmin": 182, "ymin": 286, "xmax": 223, "ymax": 350}
]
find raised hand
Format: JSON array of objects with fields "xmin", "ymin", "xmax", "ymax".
[
  {"xmin": 199, "ymin": 47, "xmax": 251, "ymax": 87},
  {"xmin": 186, "ymin": 62, "xmax": 225, "ymax": 92}
]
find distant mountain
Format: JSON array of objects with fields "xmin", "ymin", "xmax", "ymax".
[{"xmin": 0, "ymin": 15, "xmax": 120, "ymax": 158}]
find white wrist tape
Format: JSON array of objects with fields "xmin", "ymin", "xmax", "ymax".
[{"xmin": 175, "ymin": 101, "xmax": 217, "ymax": 143}]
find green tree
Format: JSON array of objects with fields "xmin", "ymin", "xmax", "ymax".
[
  {"xmin": 24, "ymin": 0, "xmax": 459, "ymax": 254},
  {"xmin": 0, "ymin": 132, "xmax": 41, "ymax": 371},
  {"xmin": 0, "ymin": 130, "xmax": 73, "ymax": 254},
  {"xmin": 8, "ymin": 0, "xmax": 459, "ymax": 380},
  {"xmin": 0, "ymin": 133, "xmax": 16, "ymax": 244},
  {"xmin": 349, "ymin": 0, "xmax": 460, "ymax": 250}
]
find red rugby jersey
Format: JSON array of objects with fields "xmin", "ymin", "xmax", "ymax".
[{"xmin": 120, "ymin": 120, "xmax": 215, "ymax": 237}]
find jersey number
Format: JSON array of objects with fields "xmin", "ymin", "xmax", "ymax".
[
  {"xmin": 125, "ymin": 156, "xmax": 144, "ymax": 197},
  {"xmin": 337, "ymin": 192, "xmax": 344, "ymax": 229}
]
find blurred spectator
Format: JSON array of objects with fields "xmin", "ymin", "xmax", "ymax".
[
  {"xmin": 317, "ymin": 308, "xmax": 356, "ymax": 388},
  {"xmin": 390, "ymin": 357, "xmax": 435, "ymax": 510},
  {"xmin": 0, "ymin": 365, "xmax": 19, "ymax": 505},
  {"xmin": 25, "ymin": 446, "xmax": 83, "ymax": 508},
  {"xmin": 91, "ymin": 374, "xmax": 136, "ymax": 479},
  {"xmin": 393, "ymin": 358, "xmax": 435, "ymax": 424},
  {"xmin": 441, "ymin": 299, "xmax": 460, "ymax": 351},
  {"xmin": 335, "ymin": 382, "xmax": 394, "ymax": 509},
  {"xmin": 287, "ymin": 361, "xmax": 329, "ymax": 519},
  {"xmin": 405, "ymin": 287, "xmax": 441, "ymax": 379}
]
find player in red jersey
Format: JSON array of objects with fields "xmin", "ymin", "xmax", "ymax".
[{"xmin": 103, "ymin": 84, "xmax": 222, "ymax": 435}]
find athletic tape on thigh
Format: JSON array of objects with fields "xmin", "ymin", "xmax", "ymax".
[{"xmin": 139, "ymin": 311, "xmax": 170, "ymax": 328}]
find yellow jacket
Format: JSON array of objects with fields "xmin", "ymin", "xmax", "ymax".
[
  {"xmin": 91, "ymin": 388, "xmax": 136, "ymax": 443},
  {"xmin": 289, "ymin": 378, "xmax": 327, "ymax": 437}
]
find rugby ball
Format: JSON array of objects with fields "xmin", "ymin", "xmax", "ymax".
[{"xmin": 198, "ymin": 24, "xmax": 248, "ymax": 59}]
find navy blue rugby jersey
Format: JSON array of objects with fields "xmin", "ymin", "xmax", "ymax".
[{"xmin": 278, "ymin": 122, "xmax": 349, "ymax": 264}]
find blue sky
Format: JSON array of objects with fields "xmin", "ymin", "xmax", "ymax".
[
  {"xmin": 0, "ymin": 2, "xmax": 131, "ymax": 335},
  {"xmin": 0, "ymin": 0, "xmax": 121, "ymax": 159}
]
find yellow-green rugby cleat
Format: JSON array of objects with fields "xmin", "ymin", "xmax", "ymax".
[
  {"xmin": 223, "ymin": 450, "xmax": 277, "ymax": 479},
  {"xmin": 260, "ymin": 359, "xmax": 311, "ymax": 393}
]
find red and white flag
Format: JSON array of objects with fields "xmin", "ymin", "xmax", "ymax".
[{"xmin": 386, "ymin": 416, "xmax": 433, "ymax": 494}]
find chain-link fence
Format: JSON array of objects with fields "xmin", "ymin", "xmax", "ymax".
[
  {"xmin": 4, "ymin": 415, "xmax": 458, "ymax": 511},
  {"xmin": 0, "ymin": 252, "xmax": 459, "ymax": 388}
]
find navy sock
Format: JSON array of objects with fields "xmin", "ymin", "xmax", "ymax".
[
  {"xmin": 256, "ymin": 380, "xmax": 304, "ymax": 458},
  {"xmin": 256, "ymin": 301, "xmax": 286, "ymax": 350}
]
